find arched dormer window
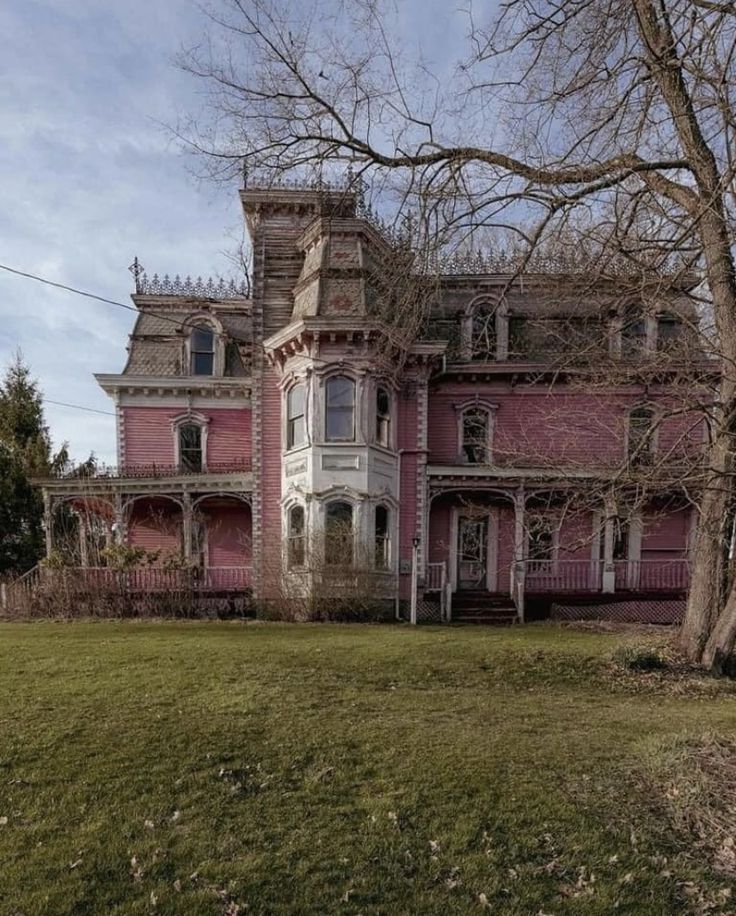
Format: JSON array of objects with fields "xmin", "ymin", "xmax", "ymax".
[
  {"xmin": 325, "ymin": 500, "xmax": 354, "ymax": 565},
  {"xmin": 286, "ymin": 383, "xmax": 306, "ymax": 450},
  {"xmin": 190, "ymin": 324, "xmax": 216, "ymax": 376},
  {"xmin": 620, "ymin": 307, "xmax": 648, "ymax": 359},
  {"xmin": 325, "ymin": 376, "xmax": 356, "ymax": 442},
  {"xmin": 627, "ymin": 405, "xmax": 656, "ymax": 465},
  {"xmin": 462, "ymin": 297, "xmax": 508, "ymax": 361}
]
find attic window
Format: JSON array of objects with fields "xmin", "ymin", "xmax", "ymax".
[{"xmin": 190, "ymin": 325, "xmax": 215, "ymax": 375}]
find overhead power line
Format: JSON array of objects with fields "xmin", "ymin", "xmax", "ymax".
[
  {"xmin": 0, "ymin": 263, "xmax": 247, "ymax": 343},
  {"xmin": 44, "ymin": 399, "xmax": 116, "ymax": 417}
]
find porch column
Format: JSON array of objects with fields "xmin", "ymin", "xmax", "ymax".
[
  {"xmin": 182, "ymin": 492, "xmax": 193, "ymax": 562},
  {"xmin": 42, "ymin": 491, "xmax": 53, "ymax": 558},
  {"xmin": 113, "ymin": 493, "xmax": 127, "ymax": 545},
  {"xmin": 513, "ymin": 485, "xmax": 526, "ymax": 622},
  {"xmin": 602, "ymin": 494, "xmax": 616, "ymax": 593},
  {"xmin": 77, "ymin": 513, "xmax": 89, "ymax": 568}
]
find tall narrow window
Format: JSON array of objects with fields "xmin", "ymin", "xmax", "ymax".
[
  {"xmin": 628, "ymin": 406, "xmax": 654, "ymax": 465},
  {"xmin": 376, "ymin": 386, "xmax": 391, "ymax": 447},
  {"xmin": 287, "ymin": 384, "xmax": 306, "ymax": 450},
  {"xmin": 287, "ymin": 505, "xmax": 306, "ymax": 568},
  {"xmin": 471, "ymin": 302, "xmax": 497, "ymax": 360},
  {"xmin": 461, "ymin": 408, "xmax": 490, "ymax": 464},
  {"xmin": 375, "ymin": 505, "xmax": 390, "ymax": 569},
  {"xmin": 621, "ymin": 309, "xmax": 647, "ymax": 359},
  {"xmin": 325, "ymin": 377, "xmax": 355, "ymax": 441},
  {"xmin": 325, "ymin": 501, "xmax": 353, "ymax": 565},
  {"xmin": 179, "ymin": 424, "xmax": 203, "ymax": 472},
  {"xmin": 190, "ymin": 325, "xmax": 215, "ymax": 375}
]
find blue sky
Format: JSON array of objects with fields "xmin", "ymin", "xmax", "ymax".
[{"xmin": 0, "ymin": 0, "xmax": 467, "ymax": 464}]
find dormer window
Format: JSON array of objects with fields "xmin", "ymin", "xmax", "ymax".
[
  {"xmin": 325, "ymin": 376, "xmax": 355, "ymax": 442},
  {"xmin": 190, "ymin": 325, "xmax": 215, "ymax": 375},
  {"xmin": 179, "ymin": 424, "xmax": 203, "ymax": 472},
  {"xmin": 471, "ymin": 301, "xmax": 498, "ymax": 360},
  {"xmin": 656, "ymin": 314, "xmax": 683, "ymax": 352},
  {"xmin": 620, "ymin": 308, "xmax": 647, "ymax": 359}
]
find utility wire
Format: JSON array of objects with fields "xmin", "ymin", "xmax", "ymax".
[
  {"xmin": 45, "ymin": 399, "xmax": 116, "ymax": 417},
  {"xmin": 0, "ymin": 263, "xmax": 248, "ymax": 343}
]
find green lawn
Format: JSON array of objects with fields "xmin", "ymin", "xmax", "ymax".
[{"xmin": 1, "ymin": 622, "xmax": 735, "ymax": 915}]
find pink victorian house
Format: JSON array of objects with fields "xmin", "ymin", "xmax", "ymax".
[{"xmin": 37, "ymin": 180, "xmax": 702, "ymax": 623}]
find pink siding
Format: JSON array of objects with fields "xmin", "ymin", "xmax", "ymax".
[
  {"xmin": 642, "ymin": 507, "xmax": 691, "ymax": 558},
  {"xmin": 205, "ymin": 504, "xmax": 252, "ymax": 566},
  {"xmin": 259, "ymin": 366, "xmax": 283, "ymax": 590},
  {"xmin": 397, "ymin": 387, "xmax": 419, "ymax": 599},
  {"xmin": 122, "ymin": 407, "xmax": 252, "ymax": 468},
  {"xmin": 128, "ymin": 500, "xmax": 181, "ymax": 559}
]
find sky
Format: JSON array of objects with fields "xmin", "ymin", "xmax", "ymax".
[{"xmin": 0, "ymin": 0, "xmax": 467, "ymax": 465}]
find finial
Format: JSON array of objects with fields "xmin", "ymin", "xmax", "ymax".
[{"xmin": 128, "ymin": 257, "xmax": 144, "ymax": 294}]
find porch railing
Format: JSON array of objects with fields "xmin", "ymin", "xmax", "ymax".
[
  {"xmin": 47, "ymin": 460, "xmax": 252, "ymax": 481},
  {"xmin": 425, "ymin": 562, "xmax": 450, "ymax": 621},
  {"xmin": 524, "ymin": 559, "xmax": 603, "ymax": 593},
  {"xmin": 614, "ymin": 558, "xmax": 689, "ymax": 592}
]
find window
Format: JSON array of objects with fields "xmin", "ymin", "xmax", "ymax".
[
  {"xmin": 325, "ymin": 501, "xmax": 353, "ymax": 565},
  {"xmin": 376, "ymin": 386, "xmax": 391, "ymax": 447},
  {"xmin": 471, "ymin": 302, "xmax": 497, "ymax": 360},
  {"xmin": 325, "ymin": 376, "xmax": 355, "ymax": 441},
  {"xmin": 287, "ymin": 384, "xmax": 306, "ymax": 450},
  {"xmin": 656, "ymin": 314, "xmax": 683, "ymax": 352},
  {"xmin": 375, "ymin": 505, "xmax": 390, "ymax": 569},
  {"xmin": 528, "ymin": 519, "xmax": 555, "ymax": 561},
  {"xmin": 179, "ymin": 424, "xmax": 203, "ymax": 472},
  {"xmin": 461, "ymin": 408, "xmax": 490, "ymax": 464},
  {"xmin": 621, "ymin": 309, "xmax": 647, "ymax": 359},
  {"xmin": 287, "ymin": 505, "xmax": 306, "ymax": 568},
  {"xmin": 190, "ymin": 325, "xmax": 215, "ymax": 375},
  {"xmin": 508, "ymin": 317, "xmax": 528, "ymax": 359},
  {"xmin": 628, "ymin": 406, "xmax": 655, "ymax": 465}
]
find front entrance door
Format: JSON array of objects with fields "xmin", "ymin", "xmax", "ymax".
[{"xmin": 457, "ymin": 516, "xmax": 488, "ymax": 590}]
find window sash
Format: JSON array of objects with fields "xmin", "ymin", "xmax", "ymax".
[
  {"xmin": 462, "ymin": 410, "xmax": 489, "ymax": 464},
  {"xmin": 179, "ymin": 425, "xmax": 203, "ymax": 472},
  {"xmin": 325, "ymin": 378, "xmax": 356, "ymax": 441}
]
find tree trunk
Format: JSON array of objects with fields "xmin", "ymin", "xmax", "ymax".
[{"xmin": 703, "ymin": 574, "xmax": 736, "ymax": 675}]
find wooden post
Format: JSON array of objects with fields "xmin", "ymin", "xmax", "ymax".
[
  {"xmin": 513, "ymin": 485, "xmax": 526, "ymax": 622},
  {"xmin": 602, "ymin": 493, "xmax": 616, "ymax": 593},
  {"xmin": 43, "ymin": 492, "xmax": 53, "ymax": 558},
  {"xmin": 182, "ymin": 493, "xmax": 193, "ymax": 563},
  {"xmin": 78, "ymin": 513, "xmax": 89, "ymax": 568},
  {"xmin": 410, "ymin": 537, "xmax": 419, "ymax": 625}
]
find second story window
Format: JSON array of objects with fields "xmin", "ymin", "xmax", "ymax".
[
  {"xmin": 287, "ymin": 384, "xmax": 306, "ymax": 450},
  {"xmin": 620, "ymin": 308, "xmax": 647, "ymax": 359},
  {"xmin": 325, "ymin": 376, "xmax": 355, "ymax": 442},
  {"xmin": 376, "ymin": 386, "xmax": 391, "ymax": 447},
  {"xmin": 190, "ymin": 325, "xmax": 215, "ymax": 375},
  {"xmin": 628, "ymin": 406, "xmax": 655, "ymax": 465},
  {"xmin": 461, "ymin": 408, "xmax": 490, "ymax": 464},
  {"xmin": 179, "ymin": 424, "xmax": 203, "ymax": 472},
  {"xmin": 656, "ymin": 314, "xmax": 683, "ymax": 352}
]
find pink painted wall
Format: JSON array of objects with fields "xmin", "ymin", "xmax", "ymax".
[
  {"xmin": 258, "ymin": 366, "xmax": 283, "ymax": 589},
  {"xmin": 426, "ymin": 381, "xmax": 706, "ymax": 469},
  {"xmin": 397, "ymin": 385, "xmax": 419, "ymax": 599},
  {"xmin": 121, "ymin": 407, "xmax": 252, "ymax": 468},
  {"xmin": 642, "ymin": 506, "xmax": 691, "ymax": 558},
  {"xmin": 204, "ymin": 504, "xmax": 252, "ymax": 566},
  {"xmin": 128, "ymin": 500, "xmax": 181, "ymax": 559}
]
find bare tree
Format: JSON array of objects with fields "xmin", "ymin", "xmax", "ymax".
[{"xmin": 180, "ymin": 0, "xmax": 736, "ymax": 671}]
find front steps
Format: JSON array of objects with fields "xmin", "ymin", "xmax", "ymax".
[{"xmin": 451, "ymin": 590, "xmax": 518, "ymax": 626}]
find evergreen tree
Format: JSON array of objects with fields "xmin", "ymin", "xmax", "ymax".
[{"xmin": 0, "ymin": 353, "xmax": 65, "ymax": 575}]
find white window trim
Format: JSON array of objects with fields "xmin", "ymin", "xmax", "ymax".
[
  {"xmin": 374, "ymin": 502, "xmax": 394, "ymax": 571},
  {"xmin": 625, "ymin": 404, "xmax": 659, "ymax": 464},
  {"xmin": 171, "ymin": 411, "xmax": 210, "ymax": 471},
  {"xmin": 461, "ymin": 296, "xmax": 508, "ymax": 361},
  {"xmin": 184, "ymin": 316, "xmax": 225, "ymax": 378},
  {"xmin": 284, "ymin": 379, "xmax": 309, "ymax": 453},
  {"xmin": 454, "ymin": 399, "xmax": 497, "ymax": 465},
  {"xmin": 374, "ymin": 379, "xmax": 396, "ymax": 451},
  {"xmin": 320, "ymin": 371, "xmax": 360, "ymax": 444}
]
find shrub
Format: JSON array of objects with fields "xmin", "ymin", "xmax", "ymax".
[{"xmin": 615, "ymin": 644, "xmax": 668, "ymax": 671}]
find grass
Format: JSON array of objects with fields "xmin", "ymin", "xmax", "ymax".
[{"xmin": 1, "ymin": 622, "xmax": 735, "ymax": 915}]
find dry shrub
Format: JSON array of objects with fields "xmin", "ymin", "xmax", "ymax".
[{"xmin": 656, "ymin": 735, "xmax": 736, "ymax": 876}]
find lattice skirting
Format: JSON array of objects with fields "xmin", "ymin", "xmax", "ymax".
[{"xmin": 551, "ymin": 600, "xmax": 685, "ymax": 625}]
